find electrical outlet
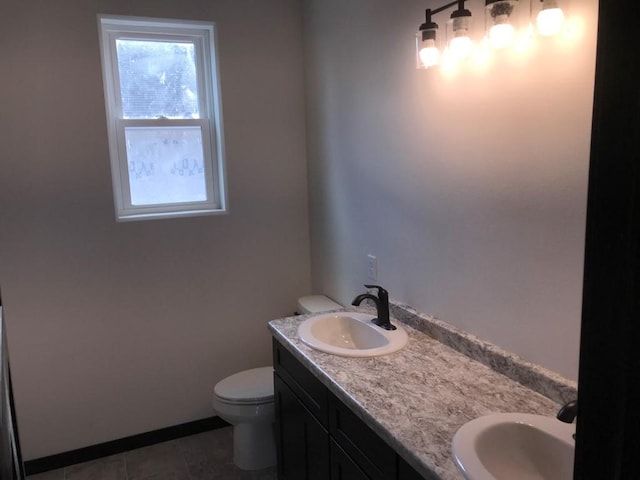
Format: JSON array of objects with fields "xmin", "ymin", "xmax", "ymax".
[{"xmin": 367, "ymin": 254, "xmax": 378, "ymax": 281}]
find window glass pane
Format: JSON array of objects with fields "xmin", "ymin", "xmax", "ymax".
[
  {"xmin": 124, "ymin": 126, "xmax": 207, "ymax": 206},
  {"xmin": 116, "ymin": 39, "xmax": 200, "ymax": 119}
]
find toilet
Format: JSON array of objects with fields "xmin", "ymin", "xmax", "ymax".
[
  {"xmin": 213, "ymin": 367, "xmax": 276, "ymax": 470},
  {"xmin": 212, "ymin": 295, "xmax": 341, "ymax": 470},
  {"xmin": 296, "ymin": 294, "xmax": 342, "ymax": 315}
]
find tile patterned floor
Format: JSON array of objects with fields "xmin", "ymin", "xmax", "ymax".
[{"xmin": 27, "ymin": 427, "xmax": 277, "ymax": 480}]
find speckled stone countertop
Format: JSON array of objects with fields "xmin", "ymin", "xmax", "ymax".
[{"xmin": 268, "ymin": 303, "xmax": 577, "ymax": 480}]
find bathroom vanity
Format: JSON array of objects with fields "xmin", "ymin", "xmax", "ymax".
[
  {"xmin": 269, "ymin": 303, "xmax": 577, "ymax": 480},
  {"xmin": 273, "ymin": 338, "xmax": 426, "ymax": 480}
]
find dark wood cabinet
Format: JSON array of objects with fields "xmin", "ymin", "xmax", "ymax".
[
  {"xmin": 329, "ymin": 393, "xmax": 396, "ymax": 480},
  {"xmin": 274, "ymin": 374, "xmax": 330, "ymax": 480},
  {"xmin": 273, "ymin": 338, "xmax": 427, "ymax": 480},
  {"xmin": 0, "ymin": 300, "xmax": 25, "ymax": 480},
  {"xmin": 398, "ymin": 457, "xmax": 439, "ymax": 480}
]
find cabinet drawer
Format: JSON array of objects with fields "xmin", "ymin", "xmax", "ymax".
[
  {"xmin": 329, "ymin": 392, "xmax": 397, "ymax": 480},
  {"xmin": 273, "ymin": 338, "xmax": 328, "ymax": 426}
]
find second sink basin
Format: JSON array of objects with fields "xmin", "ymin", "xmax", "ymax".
[
  {"xmin": 452, "ymin": 413, "xmax": 575, "ymax": 480},
  {"xmin": 297, "ymin": 312, "xmax": 408, "ymax": 357}
]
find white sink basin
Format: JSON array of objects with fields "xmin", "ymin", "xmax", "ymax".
[
  {"xmin": 452, "ymin": 413, "xmax": 575, "ymax": 480},
  {"xmin": 297, "ymin": 312, "xmax": 408, "ymax": 357}
]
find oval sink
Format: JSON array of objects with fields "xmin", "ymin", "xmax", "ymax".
[
  {"xmin": 297, "ymin": 312, "xmax": 408, "ymax": 357},
  {"xmin": 452, "ymin": 413, "xmax": 575, "ymax": 480}
]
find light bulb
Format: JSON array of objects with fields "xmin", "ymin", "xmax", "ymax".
[
  {"xmin": 449, "ymin": 36, "xmax": 473, "ymax": 60},
  {"xmin": 537, "ymin": 6, "xmax": 564, "ymax": 36},
  {"xmin": 419, "ymin": 42, "xmax": 440, "ymax": 68},
  {"xmin": 489, "ymin": 21, "xmax": 515, "ymax": 49}
]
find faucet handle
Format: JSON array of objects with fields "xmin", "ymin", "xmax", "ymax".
[
  {"xmin": 557, "ymin": 400, "xmax": 578, "ymax": 423},
  {"xmin": 364, "ymin": 284, "xmax": 388, "ymax": 298}
]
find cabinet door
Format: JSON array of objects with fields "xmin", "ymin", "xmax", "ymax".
[
  {"xmin": 274, "ymin": 373, "xmax": 329, "ymax": 480},
  {"xmin": 398, "ymin": 456, "xmax": 435, "ymax": 480},
  {"xmin": 329, "ymin": 393, "xmax": 396, "ymax": 480},
  {"xmin": 330, "ymin": 440, "xmax": 371, "ymax": 480}
]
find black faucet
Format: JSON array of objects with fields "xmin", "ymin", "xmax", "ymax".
[
  {"xmin": 351, "ymin": 284, "xmax": 396, "ymax": 331},
  {"xmin": 557, "ymin": 400, "xmax": 578, "ymax": 423}
]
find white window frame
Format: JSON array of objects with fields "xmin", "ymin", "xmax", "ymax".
[{"xmin": 98, "ymin": 15, "xmax": 227, "ymax": 221}]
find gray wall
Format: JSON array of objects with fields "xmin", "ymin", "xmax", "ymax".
[
  {"xmin": 0, "ymin": 0, "xmax": 310, "ymax": 459},
  {"xmin": 303, "ymin": 0, "xmax": 598, "ymax": 381},
  {"xmin": 0, "ymin": 0, "xmax": 598, "ymax": 461}
]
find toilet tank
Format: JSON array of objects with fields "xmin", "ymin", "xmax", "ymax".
[{"xmin": 297, "ymin": 295, "xmax": 341, "ymax": 314}]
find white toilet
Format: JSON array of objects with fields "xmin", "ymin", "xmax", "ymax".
[
  {"xmin": 296, "ymin": 294, "xmax": 342, "ymax": 315},
  {"xmin": 212, "ymin": 366, "xmax": 276, "ymax": 470},
  {"xmin": 212, "ymin": 295, "xmax": 341, "ymax": 470}
]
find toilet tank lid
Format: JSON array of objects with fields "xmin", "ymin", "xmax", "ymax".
[
  {"xmin": 214, "ymin": 367, "xmax": 274, "ymax": 403},
  {"xmin": 297, "ymin": 295, "xmax": 341, "ymax": 314}
]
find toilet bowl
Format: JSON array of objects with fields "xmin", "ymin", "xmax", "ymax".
[
  {"xmin": 213, "ymin": 295, "xmax": 341, "ymax": 470},
  {"xmin": 212, "ymin": 366, "xmax": 275, "ymax": 470}
]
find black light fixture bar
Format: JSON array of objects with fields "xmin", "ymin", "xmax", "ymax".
[
  {"xmin": 420, "ymin": 0, "xmax": 469, "ymax": 33},
  {"xmin": 431, "ymin": 0, "xmax": 468, "ymax": 17}
]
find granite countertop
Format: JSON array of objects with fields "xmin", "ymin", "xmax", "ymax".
[{"xmin": 268, "ymin": 305, "xmax": 572, "ymax": 480}]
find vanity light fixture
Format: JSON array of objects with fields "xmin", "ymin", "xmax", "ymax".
[
  {"xmin": 416, "ymin": 0, "xmax": 571, "ymax": 72},
  {"xmin": 536, "ymin": 0, "xmax": 564, "ymax": 36},
  {"xmin": 485, "ymin": 0, "xmax": 518, "ymax": 49},
  {"xmin": 416, "ymin": 0, "xmax": 472, "ymax": 69}
]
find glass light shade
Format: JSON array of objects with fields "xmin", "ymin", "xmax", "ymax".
[
  {"xmin": 537, "ymin": 5, "xmax": 564, "ymax": 36},
  {"xmin": 485, "ymin": 1, "xmax": 518, "ymax": 49},
  {"xmin": 447, "ymin": 13, "xmax": 473, "ymax": 60},
  {"xmin": 416, "ymin": 31, "xmax": 440, "ymax": 68}
]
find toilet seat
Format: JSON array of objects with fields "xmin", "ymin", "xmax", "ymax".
[{"xmin": 214, "ymin": 366, "xmax": 274, "ymax": 404}]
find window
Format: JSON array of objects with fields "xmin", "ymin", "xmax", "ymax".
[{"xmin": 98, "ymin": 15, "xmax": 227, "ymax": 221}]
